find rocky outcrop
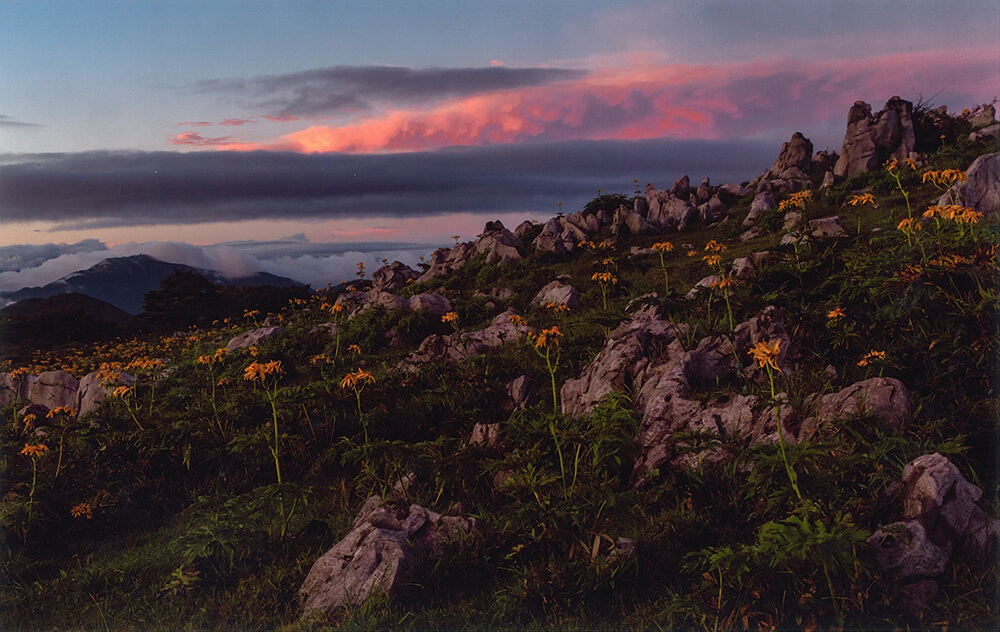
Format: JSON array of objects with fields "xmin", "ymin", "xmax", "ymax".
[
  {"xmin": 938, "ymin": 153, "xmax": 999, "ymax": 215},
  {"xmin": 531, "ymin": 277, "xmax": 580, "ymax": 309},
  {"xmin": 808, "ymin": 216, "xmax": 847, "ymax": 238},
  {"xmin": 27, "ymin": 371, "xmax": 79, "ymax": 410},
  {"xmin": 371, "ymin": 261, "xmax": 421, "ymax": 292},
  {"xmin": 226, "ymin": 326, "xmax": 286, "ymax": 352},
  {"xmin": 743, "ymin": 191, "xmax": 776, "ymax": 227},
  {"xmin": 870, "ymin": 454, "xmax": 1000, "ymax": 616},
  {"xmin": 506, "ymin": 375, "xmax": 538, "ymax": 412},
  {"xmin": 767, "ymin": 132, "xmax": 814, "ymax": 179},
  {"xmin": 76, "ymin": 370, "xmax": 134, "ymax": 417},
  {"xmin": 533, "ymin": 217, "xmax": 585, "ymax": 254},
  {"xmin": 406, "ymin": 292, "xmax": 452, "ymax": 316},
  {"xmin": 645, "ymin": 179, "xmax": 697, "ymax": 230},
  {"xmin": 299, "ymin": 496, "xmax": 475, "ymax": 616},
  {"xmin": 401, "ymin": 310, "xmax": 534, "ymax": 367},
  {"xmin": 469, "ymin": 423, "xmax": 501, "ymax": 447},
  {"xmin": 472, "ymin": 220, "xmax": 524, "ymax": 264},
  {"xmin": 419, "ymin": 243, "xmax": 475, "ymax": 281},
  {"xmin": 834, "ymin": 97, "xmax": 916, "ymax": 178},
  {"xmin": 799, "ymin": 377, "xmax": 911, "ymax": 440},
  {"xmin": 0, "ymin": 372, "xmax": 34, "ymax": 407},
  {"xmin": 336, "ymin": 289, "xmax": 452, "ymax": 317}
]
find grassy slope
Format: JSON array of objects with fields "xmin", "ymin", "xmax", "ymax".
[{"xmin": 1, "ymin": 132, "xmax": 998, "ymax": 631}]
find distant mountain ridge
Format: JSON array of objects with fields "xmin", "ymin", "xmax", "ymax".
[{"xmin": 0, "ymin": 254, "xmax": 304, "ymax": 314}]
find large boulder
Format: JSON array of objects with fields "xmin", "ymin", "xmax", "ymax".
[
  {"xmin": 299, "ymin": 496, "xmax": 475, "ymax": 616},
  {"xmin": 645, "ymin": 184, "xmax": 696, "ymax": 230},
  {"xmin": 531, "ymin": 278, "xmax": 580, "ymax": 309},
  {"xmin": 766, "ymin": 132, "xmax": 814, "ymax": 179},
  {"xmin": 808, "ymin": 216, "xmax": 847, "ymax": 238},
  {"xmin": 226, "ymin": 326, "xmax": 285, "ymax": 352},
  {"xmin": 401, "ymin": 310, "xmax": 534, "ymax": 367},
  {"xmin": 371, "ymin": 261, "xmax": 420, "ymax": 292},
  {"xmin": 27, "ymin": 371, "xmax": 79, "ymax": 410},
  {"xmin": 834, "ymin": 97, "xmax": 916, "ymax": 178},
  {"xmin": 472, "ymin": 220, "xmax": 523, "ymax": 264},
  {"xmin": 76, "ymin": 369, "xmax": 134, "ymax": 417},
  {"xmin": 418, "ymin": 242, "xmax": 475, "ymax": 282},
  {"xmin": 800, "ymin": 377, "xmax": 911, "ymax": 440},
  {"xmin": 938, "ymin": 153, "xmax": 999, "ymax": 215},
  {"xmin": 366, "ymin": 289, "xmax": 410, "ymax": 313},
  {"xmin": 743, "ymin": 191, "xmax": 777, "ymax": 227},
  {"xmin": 407, "ymin": 292, "xmax": 452, "ymax": 316},
  {"xmin": 0, "ymin": 371, "xmax": 34, "ymax": 407}
]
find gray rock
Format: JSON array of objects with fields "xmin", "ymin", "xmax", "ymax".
[
  {"xmin": 402, "ymin": 310, "xmax": 533, "ymax": 367},
  {"xmin": 834, "ymin": 97, "xmax": 915, "ymax": 178},
  {"xmin": 407, "ymin": 293, "xmax": 452, "ymax": 315},
  {"xmin": 226, "ymin": 326, "xmax": 285, "ymax": 352},
  {"xmin": 469, "ymin": 423, "xmax": 500, "ymax": 448},
  {"xmin": 801, "ymin": 377, "xmax": 911, "ymax": 439},
  {"xmin": 782, "ymin": 210, "xmax": 803, "ymax": 231},
  {"xmin": 938, "ymin": 153, "xmax": 999, "ymax": 215},
  {"xmin": 685, "ymin": 275, "xmax": 718, "ymax": 299},
  {"xmin": 730, "ymin": 257, "xmax": 757, "ymax": 279},
  {"xmin": 0, "ymin": 371, "xmax": 34, "ymax": 407},
  {"xmin": 901, "ymin": 453, "xmax": 1000, "ymax": 555},
  {"xmin": 371, "ymin": 261, "xmax": 421, "ymax": 292},
  {"xmin": 531, "ymin": 279, "xmax": 580, "ymax": 309},
  {"xmin": 473, "ymin": 220, "xmax": 523, "ymax": 264},
  {"xmin": 743, "ymin": 191, "xmax": 776, "ymax": 226},
  {"xmin": 513, "ymin": 220, "xmax": 536, "ymax": 241},
  {"xmin": 506, "ymin": 375, "xmax": 538, "ymax": 411},
  {"xmin": 696, "ymin": 177, "xmax": 712, "ymax": 204},
  {"xmin": 76, "ymin": 369, "xmax": 134, "ymax": 417},
  {"xmin": 669, "ymin": 175, "xmax": 690, "ymax": 198},
  {"xmin": 27, "ymin": 371, "xmax": 79, "ymax": 410},
  {"xmin": 367, "ymin": 289, "xmax": 411, "ymax": 312},
  {"xmin": 299, "ymin": 496, "xmax": 475, "ymax": 616},
  {"xmin": 766, "ymin": 132, "xmax": 814, "ymax": 179},
  {"xmin": 808, "ymin": 216, "xmax": 846, "ymax": 238},
  {"xmin": 719, "ymin": 183, "xmax": 750, "ymax": 198}
]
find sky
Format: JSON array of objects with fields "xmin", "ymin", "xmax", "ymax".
[{"xmin": 1, "ymin": 0, "xmax": 998, "ymax": 290}]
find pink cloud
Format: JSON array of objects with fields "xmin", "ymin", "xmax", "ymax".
[
  {"xmin": 176, "ymin": 121, "xmax": 212, "ymax": 127},
  {"xmin": 168, "ymin": 131, "xmax": 235, "ymax": 146},
  {"xmin": 206, "ymin": 48, "xmax": 998, "ymax": 154},
  {"xmin": 261, "ymin": 114, "xmax": 301, "ymax": 122},
  {"xmin": 218, "ymin": 118, "xmax": 256, "ymax": 126}
]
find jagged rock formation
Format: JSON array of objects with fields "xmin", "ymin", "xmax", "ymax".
[
  {"xmin": 299, "ymin": 496, "xmax": 475, "ymax": 616},
  {"xmin": 371, "ymin": 261, "xmax": 421, "ymax": 292},
  {"xmin": 938, "ymin": 152, "xmax": 999, "ymax": 215},
  {"xmin": 870, "ymin": 453, "xmax": 1000, "ymax": 616},
  {"xmin": 226, "ymin": 326, "xmax": 286, "ymax": 351},
  {"xmin": 335, "ymin": 289, "xmax": 452, "ymax": 317},
  {"xmin": 531, "ymin": 277, "xmax": 580, "ymax": 309},
  {"xmin": 401, "ymin": 309, "xmax": 534, "ymax": 368},
  {"xmin": 834, "ymin": 97, "xmax": 916, "ymax": 178},
  {"xmin": 766, "ymin": 132, "xmax": 814, "ymax": 179},
  {"xmin": 0, "ymin": 368, "xmax": 134, "ymax": 418}
]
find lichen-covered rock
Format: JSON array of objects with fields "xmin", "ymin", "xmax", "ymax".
[
  {"xmin": 76, "ymin": 369, "xmax": 134, "ymax": 417},
  {"xmin": 766, "ymin": 132, "xmax": 814, "ymax": 179},
  {"xmin": 743, "ymin": 191, "xmax": 776, "ymax": 227},
  {"xmin": 901, "ymin": 453, "xmax": 1000, "ymax": 555},
  {"xmin": 808, "ymin": 215, "xmax": 846, "ymax": 238},
  {"xmin": 800, "ymin": 377, "xmax": 911, "ymax": 438},
  {"xmin": 371, "ymin": 261, "xmax": 421, "ymax": 292},
  {"xmin": 938, "ymin": 153, "xmax": 999, "ymax": 215},
  {"xmin": 834, "ymin": 97, "xmax": 916, "ymax": 178},
  {"xmin": 226, "ymin": 326, "xmax": 285, "ymax": 352},
  {"xmin": 401, "ymin": 310, "xmax": 533, "ymax": 367},
  {"xmin": 299, "ymin": 496, "xmax": 475, "ymax": 616},
  {"xmin": 27, "ymin": 371, "xmax": 79, "ymax": 410},
  {"xmin": 406, "ymin": 292, "xmax": 452, "ymax": 315},
  {"xmin": 472, "ymin": 220, "xmax": 524, "ymax": 264},
  {"xmin": 531, "ymin": 278, "xmax": 580, "ymax": 309}
]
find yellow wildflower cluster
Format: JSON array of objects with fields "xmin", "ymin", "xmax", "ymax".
[
  {"xmin": 243, "ymin": 360, "xmax": 284, "ymax": 383},
  {"xmin": 923, "ymin": 205, "xmax": 980, "ymax": 224},
  {"xmin": 197, "ymin": 348, "xmax": 227, "ymax": 366},
  {"xmin": 348, "ymin": 344, "xmax": 362, "ymax": 355},
  {"xmin": 778, "ymin": 190, "xmax": 813, "ymax": 212},
  {"xmin": 545, "ymin": 303, "xmax": 571, "ymax": 313},
  {"xmin": 827, "ymin": 307, "xmax": 846, "ymax": 320},
  {"xmin": 748, "ymin": 339, "xmax": 782, "ymax": 372},
  {"xmin": 46, "ymin": 406, "xmax": 76, "ymax": 419},
  {"xmin": 71, "ymin": 502, "xmax": 93, "ymax": 519},
  {"xmin": 704, "ymin": 240, "xmax": 727, "ymax": 253},
  {"xmin": 897, "ymin": 218, "xmax": 922, "ymax": 233},
  {"xmin": 651, "ymin": 241, "xmax": 674, "ymax": 253},
  {"xmin": 441, "ymin": 312, "xmax": 460, "ymax": 326},
  {"xmin": 922, "ymin": 169, "xmax": 967, "ymax": 188},
  {"xmin": 702, "ymin": 254, "xmax": 722, "ymax": 267},
  {"xmin": 340, "ymin": 369, "xmax": 375, "ymax": 390},
  {"xmin": 591, "ymin": 271, "xmax": 617, "ymax": 284},
  {"xmin": 20, "ymin": 443, "xmax": 49, "ymax": 457},
  {"xmin": 531, "ymin": 325, "xmax": 562, "ymax": 350},
  {"xmin": 508, "ymin": 314, "xmax": 527, "ymax": 328},
  {"xmin": 857, "ymin": 350, "xmax": 886, "ymax": 367},
  {"xmin": 847, "ymin": 193, "xmax": 876, "ymax": 207},
  {"xmin": 309, "ymin": 354, "xmax": 332, "ymax": 365}
]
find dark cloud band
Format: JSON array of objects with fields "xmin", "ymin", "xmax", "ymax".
[
  {"xmin": 0, "ymin": 139, "xmax": 773, "ymax": 229},
  {"xmin": 192, "ymin": 65, "xmax": 588, "ymax": 116}
]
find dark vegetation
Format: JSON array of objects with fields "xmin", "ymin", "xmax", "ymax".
[{"xmin": 0, "ymin": 113, "xmax": 997, "ymax": 631}]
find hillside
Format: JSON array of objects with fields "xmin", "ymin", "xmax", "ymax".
[
  {"xmin": 1, "ymin": 254, "xmax": 304, "ymax": 315},
  {"xmin": 1, "ymin": 98, "xmax": 997, "ymax": 631}
]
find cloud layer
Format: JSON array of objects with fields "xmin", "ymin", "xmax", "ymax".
[
  {"xmin": 0, "ymin": 137, "xmax": 775, "ymax": 230},
  {"xmin": 0, "ymin": 238, "xmax": 436, "ymax": 293},
  {"xmin": 192, "ymin": 51, "xmax": 997, "ymax": 154},
  {"xmin": 192, "ymin": 65, "xmax": 587, "ymax": 117}
]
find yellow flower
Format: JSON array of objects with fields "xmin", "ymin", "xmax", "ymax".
[
  {"xmin": 702, "ymin": 254, "xmax": 722, "ymax": 266},
  {"xmin": 217, "ymin": 378, "xmax": 229, "ymax": 386},
  {"xmin": 591, "ymin": 271, "xmax": 617, "ymax": 284},
  {"xmin": 652, "ymin": 241, "xmax": 674, "ymax": 252},
  {"xmin": 310, "ymin": 354, "xmax": 331, "ymax": 365},
  {"xmin": 243, "ymin": 360, "xmax": 283, "ymax": 383},
  {"xmin": 847, "ymin": 193, "xmax": 876, "ymax": 207},
  {"xmin": 71, "ymin": 502, "xmax": 93, "ymax": 519},
  {"xmin": 687, "ymin": 250, "xmax": 698, "ymax": 258},
  {"xmin": 20, "ymin": 443, "xmax": 49, "ymax": 457},
  {"xmin": 545, "ymin": 303, "xmax": 570, "ymax": 313},
  {"xmin": 897, "ymin": 218, "xmax": 922, "ymax": 232},
  {"xmin": 532, "ymin": 325, "xmax": 562, "ymax": 350},
  {"xmin": 508, "ymin": 314, "xmax": 527, "ymax": 327},
  {"xmin": 340, "ymin": 369, "xmax": 376, "ymax": 390},
  {"xmin": 23, "ymin": 414, "xmax": 37, "ymax": 430},
  {"xmin": 441, "ymin": 311, "xmax": 459, "ymax": 325},
  {"xmin": 704, "ymin": 239, "xmax": 727, "ymax": 253},
  {"xmin": 113, "ymin": 385, "xmax": 133, "ymax": 398},
  {"xmin": 46, "ymin": 406, "xmax": 76, "ymax": 419},
  {"xmin": 748, "ymin": 339, "xmax": 782, "ymax": 372},
  {"xmin": 348, "ymin": 344, "xmax": 362, "ymax": 355},
  {"xmin": 827, "ymin": 307, "xmax": 846, "ymax": 320},
  {"xmin": 857, "ymin": 350, "xmax": 886, "ymax": 367}
]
